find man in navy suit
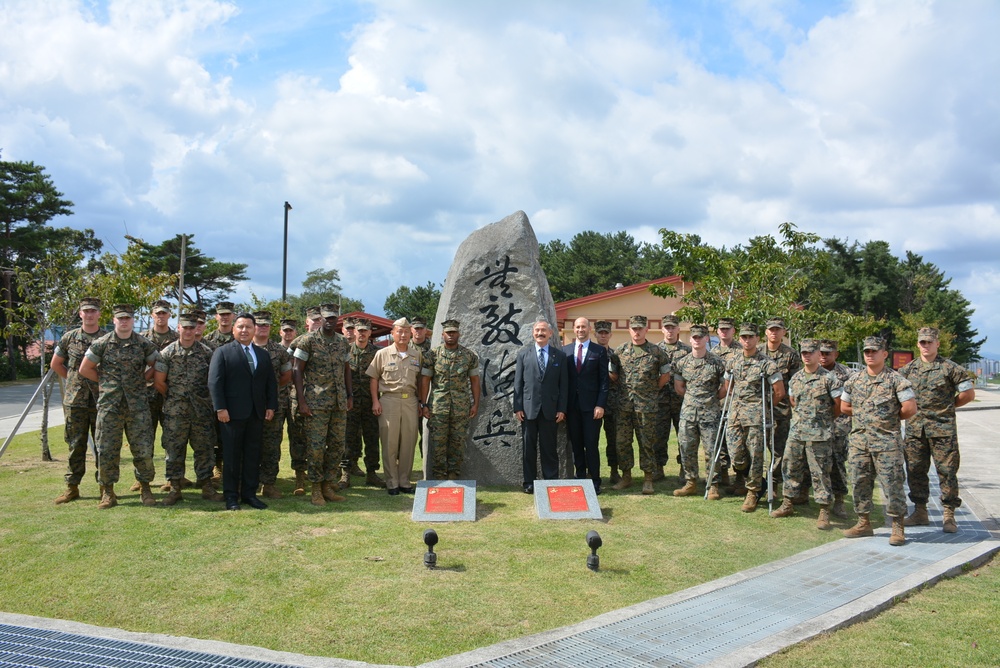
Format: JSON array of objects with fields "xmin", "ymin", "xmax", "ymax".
[
  {"xmin": 209, "ymin": 313, "xmax": 278, "ymax": 510},
  {"xmin": 513, "ymin": 320, "xmax": 569, "ymax": 493},
  {"xmin": 563, "ymin": 317, "xmax": 609, "ymax": 494}
]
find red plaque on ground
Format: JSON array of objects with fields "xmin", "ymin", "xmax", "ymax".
[
  {"xmin": 426, "ymin": 486, "xmax": 465, "ymax": 514},
  {"xmin": 547, "ymin": 485, "xmax": 589, "ymax": 513}
]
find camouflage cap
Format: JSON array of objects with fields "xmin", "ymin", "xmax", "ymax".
[
  {"xmin": 393, "ymin": 317, "xmax": 411, "ymax": 328},
  {"xmin": 629, "ymin": 315, "xmax": 648, "ymax": 328},
  {"xmin": 918, "ymin": 327, "xmax": 939, "ymax": 342},
  {"xmin": 253, "ymin": 310, "xmax": 272, "ymax": 326},
  {"xmin": 112, "ymin": 304, "xmax": 135, "ymax": 318},
  {"xmin": 818, "ymin": 339, "xmax": 838, "ymax": 353},
  {"xmin": 79, "ymin": 297, "xmax": 102, "ymax": 311},
  {"xmin": 355, "ymin": 318, "xmax": 372, "ymax": 331},
  {"xmin": 305, "ymin": 306, "xmax": 322, "ymax": 320},
  {"xmin": 862, "ymin": 336, "xmax": 887, "ymax": 351},
  {"xmin": 190, "ymin": 308, "xmax": 208, "ymax": 323},
  {"xmin": 215, "ymin": 301, "xmax": 235, "ymax": 314},
  {"xmin": 177, "ymin": 312, "xmax": 199, "ymax": 327},
  {"xmin": 689, "ymin": 324, "xmax": 709, "ymax": 337},
  {"xmin": 151, "ymin": 299, "xmax": 172, "ymax": 314},
  {"xmin": 410, "ymin": 316, "xmax": 428, "ymax": 328},
  {"xmin": 594, "ymin": 320, "xmax": 613, "ymax": 333},
  {"xmin": 739, "ymin": 322, "xmax": 759, "ymax": 336},
  {"xmin": 799, "ymin": 338, "xmax": 819, "ymax": 353},
  {"xmin": 662, "ymin": 314, "xmax": 680, "ymax": 326},
  {"xmin": 716, "ymin": 317, "xmax": 735, "ymax": 329},
  {"xmin": 765, "ymin": 317, "xmax": 786, "ymax": 330},
  {"xmin": 279, "ymin": 318, "xmax": 298, "ymax": 331},
  {"xmin": 342, "ymin": 317, "xmax": 357, "ymax": 328},
  {"xmin": 442, "ymin": 319, "xmax": 460, "ymax": 332},
  {"xmin": 319, "ymin": 303, "xmax": 340, "ymax": 318}
]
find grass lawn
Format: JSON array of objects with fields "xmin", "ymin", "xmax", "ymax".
[{"xmin": 2, "ymin": 427, "xmax": 869, "ymax": 665}]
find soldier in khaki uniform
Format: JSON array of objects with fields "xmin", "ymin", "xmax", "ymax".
[
  {"xmin": 613, "ymin": 315, "xmax": 670, "ymax": 495},
  {"xmin": 79, "ymin": 304, "xmax": 161, "ymax": 509},
  {"xmin": 253, "ymin": 311, "xmax": 292, "ymax": 499},
  {"xmin": 594, "ymin": 321, "xmax": 620, "ymax": 485},
  {"xmin": 819, "ymin": 339, "xmax": 853, "ymax": 517},
  {"xmin": 841, "ymin": 336, "xmax": 917, "ymax": 546},
  {"xmin": 898, "ymin": 327, "xmax": 976, "ymax": 533},
  {"xmin": 153, "ymin": 312, "xmax": 223, "ymax": 505},
  {"xmin": 51, "ymin": 297, "xmax": 103, "ymax": 504},
  {"xmin": 420, "ymin": 319, "xmax": 480, "ymax": 480},
  {"xmin": 656, "ymin": 314, "xmax": 690, "ymax": 482},
  {"xmin": 343, "ymin": 318, "xmax": 385, "ymax": 487}
]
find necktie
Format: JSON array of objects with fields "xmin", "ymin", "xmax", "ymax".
[
  {"xmin": 537, "ymin": 347, "xmax": 546, "ymax": 375},
  {"xmin": 576, "ymin": 343, "xmax": 583, "ymax": 372},
  {"xmin": 244, "ymin": 346, "xmax": 255, "ymax": 372}
]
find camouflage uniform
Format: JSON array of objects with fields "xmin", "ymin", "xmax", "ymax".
[
  {"xmin": 614, "ymin": 340, "xmax": 670, "ymax": 474},
  {"xmin": 784, "ymin": 366, "xmax": 843, "ymax": 505},
  {"xmin": 725, "ymin": 351, "xmax": 783, "ymax": 493},
  {"xmin": 764, "ymin": 340, "xmax": 801, "ymax": 467},
  {"xmin": 258, "ymin": 340, "xmax": 292, "ymax": 486},
  {"xmin": 286, "ymin": 334, "xmax": 308, "ymax": 473},
  {"xmin": 898, "ymin": 355, "xmax": 974, "ymax": 511},
  {"xmin": 824, "ymin": 359, "xmax": 853, "ymax": 497},
  {"xmin": 140, "ymin": 326, "xmax": 179, "ymax": 443},
  {"xmin": 603, "ymin": 345, "xmax": 620, "ymax": 473},
  {"xmin": 86, "ymin": 332, "xmax": 160, "ymax": 486},
  {"xmin": 53, "ymin": 327, "xmax": 102, "ymax": 485},
  {"xmin": 673, "ymin": 351, "xmax": 727, "ymax": 484},
  {"xmin": 156, "ymin": 340, "xmax": 216, "ymax": 482},
  {"xmin": 413, "ymin": 334, "xmax": 432, "ymax": 454},
  {"xmin": 293, "ymin": 331, "xmax": 351, "ymax": 483},
  {"xmin": 656, "ymin": 338, "xmax": 691, "ymax": 467},
  {"xmin": 709, "ymin": 337, "xmax": 742, "ymax": 473},
  {"xmin": 344, "ymin": 340, "xmax": 381, "ymax": 473},
  {"xmin": 842, "ymin": 367, "xmax": 915, "ymax": 517},
  {"xmin": 204, "ymin": 329, "xmax": 234, "ymax": 347},
  {"xmin": 421, "ymin": 343, "xmax": 480, "ymax": 479}
]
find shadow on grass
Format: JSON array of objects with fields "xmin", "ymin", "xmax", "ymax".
[{"xmin": 476, "ymin": 501, "xmax": 505, "ymax": 520}]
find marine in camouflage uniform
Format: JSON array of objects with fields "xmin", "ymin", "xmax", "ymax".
[
  {"xmin": 140, "ymin": 300, "xmax": 179, "ymax": 446},
  {"xmin": 286, "ymin": 307, "xmax": 322, "ymax": 494},
  {"xmin": 656, "ymin": 314, "xmax": 690, "ymax": 476},
  {"xmin": 420, "ymin": 319, "xmax": 480, "ymax": 480},
  {"xmin": 763, "ymin": 318, "xmax": 802, "ymax": 476},
  {"xmin": 898, "ymin": 327, "xmax": 976, "ymax": 533},
  {"xmin": 204, "ymin": 302, "xmax": 236, "ymax": 478},
  {"xmin": 411, "ymin": 316, "xmax": 432, "ymax": 457},
  {"xmin": 79, "ymin": 304, "xmax": 161, "ymax": 509},
  {"xmin": 292, "ymin": 303, "xmax": 353, "ymax": 505},
  {"xmin": 153, "ymin": 312, "xmax": 223, "ymax": 505},
  {"xmin": 724, "ymin": 323, "xmax": 784, "ymax": 512},
  {"xmin": 51, "ymin": 297, "xmax": 103, "ymax": 504},
  {"xmin": 594, "ymin": 321, "xmax": 620, "ymax": 484},
  {"xmin": 841, "ymin": 336, "xmax": 917, "ymax": 545},
  {"xmin": 771, "ymin": 339, "xmax": 843, "ymax": 526},
  {"xmin": 613, "ymin": 315, "xmax": 670, "ymax": 494},
  {"xmin": 819, "ymin": 339, "xmax": 853, "ymax": 517},
  {"xmin": 343, "ymin": 318, "xmax": 384, "ymax": 486},
  {"xmin": 253, "ymin": 311, "xmax": 293, "ymax": 498},
  {"xmin": 708, "ymin": 317, "xmax": 741, "ymax": 478},
  {"xmin": 672, "ymin": 325, "xmax": 727, "ymax": 497}
]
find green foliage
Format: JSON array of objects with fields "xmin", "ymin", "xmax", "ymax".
[
  {"xmin": 128, "ymin": 233, "xmax": 248, "ymax": 309},
  {"xmin": 384, "ymin": 281, "xmax": 441, "ymax": 323},
  {"xmin": 286, "ymin": 267, "xmax": 364, "ymax": 317},
  {"xmin": 84, "ymin": 238, "xmax": 176, "ymax": 323}
]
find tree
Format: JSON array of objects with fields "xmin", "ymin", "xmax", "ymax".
[
  {"xmin": 84, "ymin": 238, "xmax": 176, "ymax": 327},
  {"xmin": 129, "ymin": 233, "xmax": 248, "ymax": 309},
  {"xmin": 288, "ymin": 268, "xmax": 364, "ymax": 315},
  {"xmin": 384, "ymin": 282, "xmax": 441, "ymax": 324}
]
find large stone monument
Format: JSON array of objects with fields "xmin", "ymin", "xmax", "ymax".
[{"xmin": 426, "ymin": 211, "xmax": 571, "ymax": 485}]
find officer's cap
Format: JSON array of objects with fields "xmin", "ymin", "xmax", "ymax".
[{"xmin": 393, "ymin": 317, "xmax": 411, "ymax": 328}]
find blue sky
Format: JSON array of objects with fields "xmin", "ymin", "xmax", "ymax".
[{"xmin": 2, "ymin": 0, "xmax": 998, "ymax": 355}]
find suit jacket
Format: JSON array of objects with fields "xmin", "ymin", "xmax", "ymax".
[
  {"xmin": 208, "ymin": 340, "xmax": 278, "ymax": 421},
  {"xmin": 563, "ymin": 341, "xmax": 609, "ymax": 413},
  {"xmin": 513, "ymin": 344, "xmax": 568, "ymax": 421}
]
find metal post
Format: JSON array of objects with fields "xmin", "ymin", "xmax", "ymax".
[
  {"xmin": 178, "ymin": 234, "xmax": 187, "ymax": 311},
  {"xmin": 282, "ymin": 201, "xmax": 292, "ymax": 302}
]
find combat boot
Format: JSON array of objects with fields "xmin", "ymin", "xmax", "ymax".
[
  {"xmin": 651, "ymin": 466, "xmax": 665, "ymax": 482},
  {"xmin": 160, "ymin": 482, "xmax": 172, "ymax": 492},
  {"xmin": 843, "ymin": 514, "xmax": 874, "ymax": 538},
  {"xmin": 612, "ymin": 470, "xmax": 632, "ymax": 490},
  {"xmin": 642, "ymin": 472, "xmax": 655, "ymax": 495},
  {"xmin": 349, "ymin": 462, "xmax": 365, "ymax": 477},
  {"xmin": 181, "ymin": 477, "xmax": 195, "ymax": 489},
  {"xmin": 831, "ymin": 494, "xmax": 847, "ymax": 519},
  {"xmin": 129, "ymin": 480, "xmax": 142, "ymax": 492},
  {"xmin": 741, "ymin": 490, "xmax": 758, "ymax": 513},
  {"xmin": 889, "ymin": 516, "xmax": 906, "ymax": 546},
  {"xmin": 366, "ymin": 470, "xmax": 387, "ymax": 488},
  {"xmin": 790, "ymin": 493, "xmax": 810, "ymax": 505},
  {"xmin": 55, "ymin": 484, "xmax": 80, "ymax": 505},
  {"xmin": 706, "ymin": 484, "xmax": 721, "ymax": 501},
  {"xmin": 816, "ymin": 505, "xmax": 831, "ymax": 531},
  {"xmin": 321, "ymin": 481, "xmax": 346, "ymax": 502},
  {"xmin": 942, "ymin": 507, "xmax": 958, "ymax": 533},
  {"xmin": 311, "ymin": 482, "xmax": 326, "ymax": 506},
  {"xmin": 161, "ymin": 480, "xmax": 183, "ymax": 506},
  {"xmin": 732, "ymin": 472, "xmax": 747, "ymax": 496},
  {"xmin": 199, "ymin": 479, "xmax": 224, "ymax": 501},
  {"xmin": 608, "ymin": 468, "xmax": 621, "ymax": 485},
  {"xmin": 139, "ymin": 482, "xmax": 157, "ymax": 507},
  {"xmin": 720, "ymin": 468, "xmax": 731, "ymax": 490},
  {"xmin": 293, "ymin": 470, "xmax": 307, "ymax": 496},
  {"xmin": 211, "ymin": 465, "xmax": 223, "ymax": 483},
  {"xmin": 97, "ymin": 484, "xmax": 117, "ymax": 509},
  {"xmin": 770, "ymin": 498, "xmax": 794, "ymax": 518},
  {"xmin": 261, "ymin": 484, "xmax": 282, "ymax": 499},
  {"xmin": 673, "ymin": 480, "xmax": 698, "ymax": 497},
  {"xmin": 338, "ymin": 467, "xmax": 351, "ymax": 490},
  {"xmin": 904, "ymin": 503, "xmax": 930, "ymax": 526}
]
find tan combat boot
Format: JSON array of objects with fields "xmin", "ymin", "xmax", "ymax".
[
  {"xmin": 942, "ymin": 507, "xmax": 958, "ymax": 533},
  {"xmin": 741, "ymin": 490, "xmax": 759, "ymax": 513},
  {"xmin": 211, "ymin": 465, "xmax": 223, "ymax": 483},
  {"xmin": 349, "ymin": 462, "xmax": 365, "ymax": 477},
  {"xmin": 199, "ymin": 479, "xmax": 224, "ymax": 501},
  {"xmin": 732, "ymin": 472, "xmax": 747, "ymax": 496},
  {"xmin": 651, "ymin": 466, "xmax": 665, "ymax": 482},
  {"xmin": 816, "ymin": 504, "xmax": 831, "ymax": 531},
  {"xmin": 831, "ymin": 494, "xmax": 847, "ymax": 519},
  {"xmin": 608, "ymin": 468, "xmax": 621, "ymax": 485},
  {"xmin": 612, "ymin": 470, "xmax": 632, "ymax": 490},
  {"xmin": 338, "ymin": 467, "xmax": 351, "ymax": 490},
  {"xmin": 770, "ymin": 498, "xmax": 794, "ymax": 518},
  {"xmin": 311, "ymin": 482, "xmax": 326, "ymax": 506},
  {"xmin": 55, "ymin": 484, "xmax": 80, "ymax": 505},
  {"xmin": 161, "ymin": 480, "xmax": 183, "ymax": 506},
  {"xmin": 139, "ymin": 482, "xmax": 157, "ymax": 507},
  {"xmin": 160, "ymin": 482, "xmax": 173, "ymax": 492},
  {"xmin": 642, "ymin": 472, "xmax": 655, "ymax": 495},
  {"xmin": 889, "ymin": 516, "xmax": 906, "ymax": 546},
  {"xmin": 904, "ymin": 503, "xmax": 929, "ymax": 526},
  {"xmin": 321, "ymin": 481, "xmax": 346, "ymax": 502},
  {"xmin": 366, "ymin": 470, "xmax": 387, "ymax": 488},
  {"xmin": 843, "ymin": 514, "xmax": 874, "ymax": 538},
  {"xmin": 706, "ymin": 484, "xmax": 721, "ymax": 501},
  {"xmin": 129, "ymin": 480, "xmax": 142, "ymax": 492},
  {"xmin": 97, "ymin": 484, "xmax": 117, "ymax": 509},
  {"xmin": 293, "ymin": 470, "xmax": 307, "ymax": 496},
  {"xmin": 673, "ymin": 480, "xmax": 698, "ymax": 497},
  {"xmin": 261, "ymin": 483, "xmax": 283, "ymax": 499}
]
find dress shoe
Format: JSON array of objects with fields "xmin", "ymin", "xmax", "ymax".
[
  {"xmin": 523, "ymin": 484, "xmax": 534, "ymax": 494},
  {"xmin": 225, "ymin": 499, "xmax": 240, "ymax": 511},
  {"xmin": 399, "ymin": 487, "xmax": 415, "ymax": 495},
  {"xmin": 387, "ymin": 487, "xmax": 400, "ymax": 496},
  {"xmin": 594, "ymin": 486, "xmax": 603, "ymax": 496},
  {"xmin": 241, "ymin": 496, "xmax": 268, "ymax": 510}
]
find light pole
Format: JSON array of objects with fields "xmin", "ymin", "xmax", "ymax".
[{"xmin": 282, "ymin": 201, "xmax": 292, "ymax": 302}]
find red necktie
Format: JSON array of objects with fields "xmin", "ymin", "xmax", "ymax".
[{"xmin": 576, "ymin": 343, "xmax": 583, "ymax": 372}]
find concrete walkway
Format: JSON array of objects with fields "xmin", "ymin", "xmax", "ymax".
[{"xmin": 2, "ymin": 388, "xmax": 999, "ymax": 668}]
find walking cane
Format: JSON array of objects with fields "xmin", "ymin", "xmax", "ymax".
[{"xmin": 704, "ymin": 382, "xmax": 735, "ymax": 500}]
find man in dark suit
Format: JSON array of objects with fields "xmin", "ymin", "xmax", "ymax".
[
  {"xmin": 513, "ymin": 320, "xmax": 568, "ymax": 493},
  {"xmin": 563, "ymin": 317, "xmax": 609, "ymax": 494},
  {"xmin": 209, "ymin": 313, "xmax": 278, "ymax": 510}
]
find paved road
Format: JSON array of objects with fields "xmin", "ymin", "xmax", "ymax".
[{"xmin": 0, "ymin": 378, "xmax": 62, "ymax": 419}]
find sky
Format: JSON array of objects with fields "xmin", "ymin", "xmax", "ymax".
[{"xmin": 2, "ymin": 0, "xmax": 998, "ymax": 355}]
